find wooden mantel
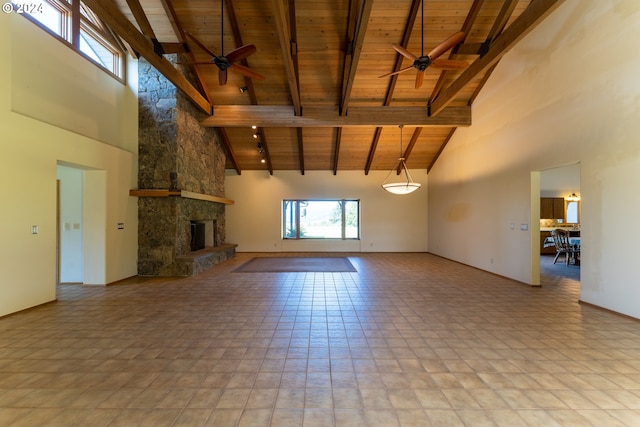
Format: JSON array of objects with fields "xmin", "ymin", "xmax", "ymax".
[{"xmin": 130, "ymin": 189, "xmax": 234, "ymax": 205}]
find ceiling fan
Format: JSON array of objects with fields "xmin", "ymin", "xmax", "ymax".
[
  {"xmin": 184, "ymin": 0, "xmax": 265, "ymax": 86},
  {"xmin": 379, "ymin": 1, "xmax": 467, "ymax": 89}
]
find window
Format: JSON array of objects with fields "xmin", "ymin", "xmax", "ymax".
[
  {"xmin": 565, "ymin": 201, "xmax": 579, "ymax": 224},
  {"xmin": 283, "ymin": 200, "xmax": 360, "ymax": 239},
  {"xmin": 11, "ymin": 0, "xmax": 125, "ymax": 79}
]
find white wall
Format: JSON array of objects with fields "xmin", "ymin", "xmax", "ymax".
[
  {"xmin": 428, "ymin": 0, "xmax": 640, "ymax": 318},
  {"xmin": 225, "ymin": 170, "xmax": 428, "ymax": 252},
  {"xmin": 0, "ymin": 13, "xmax": 139, "ymax": 316},
  {"xmin": 540, "ymin": 163, "xmax": 580, "ymax": 198}
]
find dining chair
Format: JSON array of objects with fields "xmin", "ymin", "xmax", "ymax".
[{"xmin": 550, "ymin": 229, "xmax": 577, "ymax": 266}]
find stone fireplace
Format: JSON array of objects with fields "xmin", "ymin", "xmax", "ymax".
[{"xmin": 134, "ymin": 57, "xmax": 236, "ymax": 276}]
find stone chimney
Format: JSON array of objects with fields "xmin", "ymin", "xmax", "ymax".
[{"xmin": 135, "ymin": 57, "xmax": 234, "ymax": 276}]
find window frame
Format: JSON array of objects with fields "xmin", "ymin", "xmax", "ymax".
[
  {"xmin": 12, "ymin": 0, "xmax": 126, "ymax": 82},
  {"xmin": 282, "ymin": 199, "xmax": 361, "ymax": 240}
]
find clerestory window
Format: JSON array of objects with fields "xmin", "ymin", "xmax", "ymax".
[{"xmin": 10, "ymin": 0, "xmax": 125, "ymax": 80}]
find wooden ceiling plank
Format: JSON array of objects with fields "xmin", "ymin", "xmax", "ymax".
[
  {"xmin": 225, "ymin": 0, "xmax": 258, "ymax": 102},
  {"xmin": 339, "ymin": 0, "xmax": 374, "ymax": 115},
  {"xmin": 272, "ymin": 0, "xmax": 302, "ymax": 116},
  {"xmin": 83, "ymin": 0, "xmax": 211, "ymax": 114},
  {"xmin": 201, "ymin": 106, "xmax": 471, "ymax": 128},
  {"xmin": 430, "ymin": 0, "xmax": 564, "ymax": 116},
  {"xmin": 125, "ymin": 0, "xmax": 157, "ymax": 40},
  {"xmin": 429, "ymin": 0, "xmax": 485, "ymax": 103},
  {"xmin": 383, "ymin": 0, "xmax": 421, "ymax": 106},
  {"xmin": 371, "ymin": 0, "xmax": 420, "ymax": 177},
  {"xmin": 159, "ymin": 0, "xmax": 214, "ymax": 105}
]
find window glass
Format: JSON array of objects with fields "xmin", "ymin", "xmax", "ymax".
[
  {"xmin": 80, "ymin": 27, "xmax": 119, "ymax": 74},
  {"xmin": 12, "ymin": 0, "xmax": 69, "ymax": 37},
  {"xmin": 283, "ymin": 199, "xmax": 360, "ymax": 240},
  {"xmin": 344, "ymin": 200, "xmax": 359, "ymax": 239},
  {"xmin": 566, "ymin": 201, "xmax": 579, "ymax": 223},
  {"xmin": 283, "ymin": 200, "xmax": 298, "ymax": 238},
  {"xmin": 12, "ymin": 0, "xmax": 124, "ymax": 79}
]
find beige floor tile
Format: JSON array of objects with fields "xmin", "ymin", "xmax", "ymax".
[{"xmin": 1, "ymin": 253, "xmax": 639, "ymax": 426}]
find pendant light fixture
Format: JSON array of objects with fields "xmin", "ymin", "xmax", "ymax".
[{"xmin": 381, "ymin": 125, "xmax": 421, "ymax": 195}]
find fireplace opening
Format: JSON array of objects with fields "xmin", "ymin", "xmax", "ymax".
[
  {"xmin": 190, "ymin": 219, "xmax": 217, "ymax": 251},
  {"xmin": 190, "ymin": 221, "xmax": 205, "ymax": 251}
]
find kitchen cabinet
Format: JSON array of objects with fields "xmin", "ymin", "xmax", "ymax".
[{"xmin": 540, "ymin": 197, "xmax": 565, "ymax": 220}]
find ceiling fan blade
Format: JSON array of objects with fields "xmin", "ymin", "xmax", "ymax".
[
  {"xmin": 218, "ymin": 69, "xmax": 228, "ymax": 86},
  {"xmin": 225, "ymin": 44, "xmax": 257, "ymax": 63},
  {"xmin": 230, "ymin": 63, "xmax": 266, "ymax": 81},
  {"xmin": 415, "ymin": 70, "xmax": 424, "ymax": 89},
  {"xmin": 427, "ymin": 31, "xmax": 465, "ymax": 61},
  {"xmin": 378, "ymin": 65, "xmax": 414, "ymax": 78},
  {"xmin": 184, "ymin": 31, "xmax": 218, "ymax": 58},
  {"xmin": 430, "ymin": 58, "xmax": 468, "ymax": 70},
  {"xmin": 392, "ymin": 44, "xmax": 417, "ymax": 61}
]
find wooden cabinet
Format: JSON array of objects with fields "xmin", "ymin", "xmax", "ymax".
[{"xmin": 540, "ymin": 197, "xmax": 565, "ymax": 220}]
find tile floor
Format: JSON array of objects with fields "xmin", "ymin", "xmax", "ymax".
[{"xmin": 0, "ymin": 252, "xmax": 639, "ymax": 426}]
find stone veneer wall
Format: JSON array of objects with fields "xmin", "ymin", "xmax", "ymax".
[{"xmin": 137, "ymin": 56, "xmax": 229, "ymax": 276}]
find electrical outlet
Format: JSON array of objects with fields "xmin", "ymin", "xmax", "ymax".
[{"xmin": 520, "ymin": 224, "xmax": 528, "ymax": 231}]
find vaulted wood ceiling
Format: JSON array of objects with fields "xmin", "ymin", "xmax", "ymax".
[{"xmin": 83, "ymin": 0, "xmax": 563, "ymax": 175}]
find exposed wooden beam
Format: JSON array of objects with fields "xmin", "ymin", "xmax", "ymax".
[
  {"xmin": 216, "ymin": 127, "xmax": 241, "ymax": 175},
  {"xmin": 257, "ymin": 128, "xmax": 274, "ymax": 175},
  {"xmin": 333, "ymin": 127, "xmax": 342, "ymax": 175},
  {"xmin": 364, "ymin": 128, "xmax": 383, "ymax": 175},
  {"xmin": 272, "ymin": 0, "xmax": 302, "ymax": 116},
  {"xmin": 83, "ymin": 0, "xmax": 212, "ymax": 114},
  {"xmin": 125, "ymin": 0, "xmax": 156, "ymax": 40},
  {"xmin": 200, "ymin": 106, "xmax": 471, "ymax": 128},
  {"xmin": 159, "ymin": 42, "xmax": 187, "ymax": 54},
  {"xmin": 296, "ymin": 128, "xmax": 305, "ymax": 175},
  {"xmin": 427, "ymin": 128, "xmax": 457, "ymax": 173},
  {"xmin": 430, "ymin": 0, "xmax": 564, "ymax": 116},
  {"xmin": 396, "ymin": 127, "xmax": 422, "ymax": 174},
  {"xmin": 339, "ymin": 0, "xmax": 374, "ymax": 115}
]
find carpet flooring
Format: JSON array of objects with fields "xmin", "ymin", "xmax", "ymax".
[{"xmin": 233, "ymin": 257, "xmax": 357, "ymax": 273}]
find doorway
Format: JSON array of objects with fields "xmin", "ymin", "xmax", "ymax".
[
  {"xmin": 56, "ymin": 164, "xmax": 85, "ymax": 284},
  {"xmin": 534, "ymin": 163, "xmax": 581, "ymax": 286}
]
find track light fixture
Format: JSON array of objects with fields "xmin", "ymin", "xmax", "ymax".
[{"xmin": 239, "ymin": 86, "xmax": 248, "ymax": 93}]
